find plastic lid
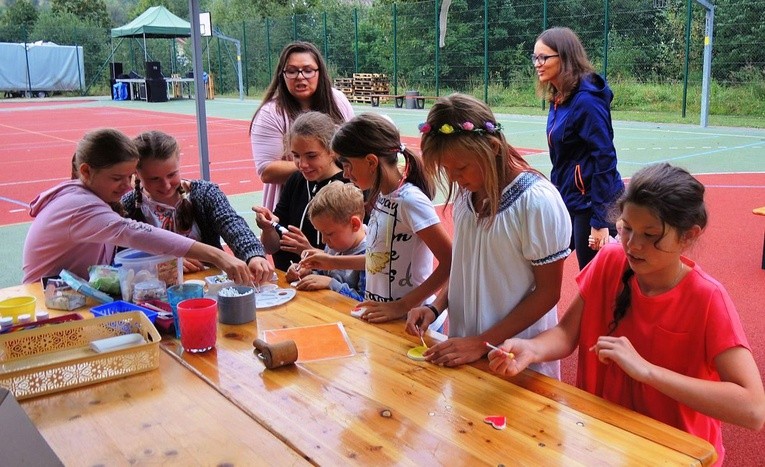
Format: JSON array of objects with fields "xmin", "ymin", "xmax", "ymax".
[
  {"xmin": 18, "ymin": 313, "xmax": 32, "ymax": 323},
  {"xmin": 0, "ymin": 316, "xmax": 12, "ymax": 326},
  {"xmin": 36, "ymin": 310, "xmax": 50, "ymax": 320},
  {"xmin": 59, "ymin": 269, "xmax": 114, "ymax": 304}
]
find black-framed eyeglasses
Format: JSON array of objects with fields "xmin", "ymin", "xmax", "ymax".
[
  {"xmin": 282, "ymin": 68, "xmax": 318, "ymax": 80},
  {"xmin": 531, "ymin": 53, "xmax": 560, "ymax": 65}
]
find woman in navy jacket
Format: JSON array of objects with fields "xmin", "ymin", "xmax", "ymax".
[{"xmin": 534, "ymin": 27, "xmax": 624, "ymax": 269}]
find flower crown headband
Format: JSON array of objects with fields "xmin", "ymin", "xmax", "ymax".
[{"xmin": 418, "ymin": 121, "xmax": 502, "ymax": 136}]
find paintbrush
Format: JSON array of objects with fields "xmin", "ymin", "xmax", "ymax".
[
  {"xmin": 484, "ymin": 341, "xmax": 514, "ymax": 359},
  {"xmin": 415, "ymin": 325, "xmax": 428, "ymax": 349}
]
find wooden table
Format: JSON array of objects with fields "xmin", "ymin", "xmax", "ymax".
[
  {"xmin": 2, "ymin": 275, "xmax": 717, "ymax": 465},
  {"xmin": 161, "ymin": 273, "xmax": 717, "ymax": 465}
]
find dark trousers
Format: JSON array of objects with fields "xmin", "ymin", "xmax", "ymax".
[{"xmin": 570, "ymin": 209, "xmax": 618, "ymax": 270}]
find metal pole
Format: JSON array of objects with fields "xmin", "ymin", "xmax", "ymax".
[
  {"xmin": 696, "ymin": 0, "xmax": 714, "ymax": 127},
  {"xmin": 483, "ymin": 0, "xmax": 488, "ymax": 103},
  {"xmin": 682, "ymin": 0, "xmax": 692, "ymax": 118},
  {"xmin": 434, "ymin": 0, "xmax": 439, "ymax": 96},
  {"xmin": 23, "ymin": 40, "xmax": 31, "ymax": 95},
  {"xmin": 602, "ymin": 0, "xmax": 609, "ymax": 79},
  {"xmin": 188, "ymin": 0, "xmax": 211, "ymax": 181},
  {"xmin": 266, "ymin": 19, "xmax": 272, "ymax": 79},
  {"xmin": 354, "ymin": 9, "xmax": 359, "ymax": 74},
  {"xmin": 393, "ymin": 3, "xmax": 398, "ymax": 95},
  {"xmin": 75, "ymin": 44, "xmax": 83, "ymax": 94},
  {"xmin": 541, "ymin": 0, "xmax": 548, "ymax": 110},
  {"xmin": 242, "ymin": 21, "xmax": 248, "ymax": 95},
  {"xmin": 323, "ymin": 12, "xmax": 328, "ymax": 60},
  {"xmin": 217, "ymin": 35, "xmax": 223, "ymax": 93}
]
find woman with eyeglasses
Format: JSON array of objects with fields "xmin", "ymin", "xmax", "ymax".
[
  {"xmin": 534, "ymin": 27, "xmax": 624, "ymax": 269},
  {"xmin": 249, "ymin": 41, "xmax": 354, "ymax": 211}
]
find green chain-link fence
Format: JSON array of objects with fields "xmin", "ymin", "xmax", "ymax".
[{"xmin": 2, "ymin": 0, "xmax": 763, "ymax": 117}]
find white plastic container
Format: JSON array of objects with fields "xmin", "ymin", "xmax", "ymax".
[{"xmin": 114, "ymin": 249, "xmax": 182, "ymax": 302}]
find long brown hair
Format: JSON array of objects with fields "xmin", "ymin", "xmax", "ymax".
[
  {"xmin": 535, "ymin": 27, "xmax": 595, "ymax": 104},
  {"xmin": 249, "ymin": 41, "xmax": 345, "ymax": 132},
  {"xmin": 129, "ymin": 131, "xmax": 194, "ymax": 233},
  {"xmin": 75, "ymin": 128, "xmax": 138, "ymax": 215},
  {"xmin": 420, "ymin": 93, "xmax": 533, "ymax": 221}
]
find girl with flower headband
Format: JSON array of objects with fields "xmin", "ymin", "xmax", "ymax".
[
  {"xmin": 301, "ymin": 112, "xmax": 451, "ymax": 323},
  {"xmin": 405, "ymin": 93, "xmax": 571, "ymax": 376},
  {"xmin": 122, "ymin": 130, "xmax": 273, "ymax": 284}
]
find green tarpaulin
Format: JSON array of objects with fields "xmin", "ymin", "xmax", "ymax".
[{"xmin": 110, "ymin": 6, "xmax": 191, "ymax": 39}]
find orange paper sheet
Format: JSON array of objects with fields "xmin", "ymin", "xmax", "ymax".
[{"xmin": 262, "ymin": 322, "xmax": 356, "ymax": 363}]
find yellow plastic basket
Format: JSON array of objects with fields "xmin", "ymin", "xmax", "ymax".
[{"xmin": 0, "ymin": 311, "xmax": 160, "ymax": 400}]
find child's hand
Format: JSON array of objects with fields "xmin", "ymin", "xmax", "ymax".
[
  {"xmin": 279, "ymin": 227, "xmax": 312, "ymax": 255},
  {"xmin": 299, "ymin": 249, "xmax": 333, "ymax": 270},
  {"xmin": 356, "ymin": 300, "xmax": 407, "ymax": 323},
  {"xmin": 247, "ymin": 256, "xmax": 274, "ymax": 286},
  {"xmin": 405, "ymin": 306, "xmax": 436, "ymax": 336},
  {"xmin": 182, "ymin": 258, "xmax": 206, "ymax": 273},
  {"xmin": 590, "ymin": 336, "xmax": 651, "ymax": 382},
  {"xmin": 422, "ymin": 336, "xmax": 486, "ymax": 367},
  {"xmin": 294, "ymin": 274, "xmax": 332, "ymax": 291},
  {"xmin": 488, "ymin": 339, "xmax": 529, "ymax": 377},
  {"xmin": 252, "ymin": 206, "xmax": 277, "ymax": 230},
  {"xmin": 285, "ymin": 262, "xmax": 302, "ymax": 282}
]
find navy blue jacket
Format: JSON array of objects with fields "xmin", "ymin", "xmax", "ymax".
[{"xmin": 547, "ymin": 73, "xmax": 624, "ymax": 229}]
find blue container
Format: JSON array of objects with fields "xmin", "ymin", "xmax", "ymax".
[{"xmin": 91, "ymin": 300, "xmax": 158, "ymax": 323}]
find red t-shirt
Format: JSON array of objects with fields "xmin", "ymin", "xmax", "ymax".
[{"xmin": 576, "ymin": 244, "xmax": 750, "ymax": 465}]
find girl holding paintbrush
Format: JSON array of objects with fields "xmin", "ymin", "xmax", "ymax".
[
  {"xmin": 405, "ymin": 93, "xmax": 571, "ymax": 378},
  {"xmin": 488, "ymin": 163, "xmax": 765, "ymax": 464}
]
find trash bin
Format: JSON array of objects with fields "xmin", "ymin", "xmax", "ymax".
[{"xmin": 405, "ymin": 90, "xmax": 420, "ymax": 109}]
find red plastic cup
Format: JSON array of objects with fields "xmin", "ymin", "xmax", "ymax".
[{"xmin": 177, "ymin": 298, "xmax": 217, "ymax": 353}]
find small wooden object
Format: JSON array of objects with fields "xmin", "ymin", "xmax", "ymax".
[{"xmin": 253, "ymin": 338, "xmax": 298, "ymax": 369}]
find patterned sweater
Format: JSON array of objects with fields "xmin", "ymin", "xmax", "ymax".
[{"xmin": 122, "ymin": 179, "xmax": 265, "ymax": 262}]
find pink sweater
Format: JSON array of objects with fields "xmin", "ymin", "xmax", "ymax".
[
  {"xmin": 250, "ymin": 88, "xmax": 354, "ymax": 211},
  {"xmin": 22, "ymin": 180, "xmax": 195, "ymax": 283}
]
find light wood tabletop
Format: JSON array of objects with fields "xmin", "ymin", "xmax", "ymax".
[
  {"xmin": 159, "ymin": 272, "xmax": 717, "ymax": 466},
  {"xmin": 2, "ymin": 274, "xmax": 717, "ymax": 465},
  {"xmin": 19, "ymin": 350, "xmax": 310, "ymax": 466}
]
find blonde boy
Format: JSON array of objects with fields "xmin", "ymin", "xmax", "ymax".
[{"xmin": 287, "ymin": 181, "xmax": 366, "ymax": 300}]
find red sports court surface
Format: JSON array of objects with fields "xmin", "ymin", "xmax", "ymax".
[{"xmin": 2, "ymin": 101, "xmax": 764, "ymax": 466}]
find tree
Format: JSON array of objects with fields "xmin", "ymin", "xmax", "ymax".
[
  {"xmin": 0, "ymin": 0, "xmax": 38, "ymax": 41},
  {"xmin": 52, "ymin": 0, "xmax": 112, "ymax": 28}
]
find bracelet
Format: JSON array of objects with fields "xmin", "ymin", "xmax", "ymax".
[{"xmin": 424, "ymin": 304, "xmax": 439, "ymax": 318}]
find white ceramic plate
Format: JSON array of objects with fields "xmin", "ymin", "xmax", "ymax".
[{"xmin": 255, "ymin": 286, "xmax": 296, "ymax": 309}]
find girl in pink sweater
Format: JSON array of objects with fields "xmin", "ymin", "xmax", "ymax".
[{"xmin": 22, "ymin": 128, "xmax": 252, "ymax": 285}]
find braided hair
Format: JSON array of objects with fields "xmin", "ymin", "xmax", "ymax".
[
  {"xmin": 607, "ymin": 163, "xmax": 707, "ymax": 334},
  {"xmin": 130, "ymin": 131, "xmax": 195, "ymax": 233}
]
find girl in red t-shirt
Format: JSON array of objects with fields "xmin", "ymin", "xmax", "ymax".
[{"xmin": 488, "ymin": 163, "xmax": 764, "ymax": 465}]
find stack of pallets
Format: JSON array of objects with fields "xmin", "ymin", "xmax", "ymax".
[
  {"xmin": 350, "ymin": 73, "xmax": 389, "ymax": 104},
  {"xmin": 333, "ymin": 77, "xmax": 353, "ymax": 100}
]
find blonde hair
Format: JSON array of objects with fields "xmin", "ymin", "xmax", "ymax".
[{"xmin": 307, "ymin": 181, "xmax": 365, "ymax": 224}]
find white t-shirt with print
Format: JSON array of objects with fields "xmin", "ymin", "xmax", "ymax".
[{"xmin": 364, "ymin": 182, "xmax": 440, "ymax": 303}]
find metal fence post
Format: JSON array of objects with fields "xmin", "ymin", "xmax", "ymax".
[
  {"xmin": 393, "ymin": 3, "xmax": 398, "ymax": 96},
  {"xmin": 682, "ymin": 0, "xmax": 692, "ymax": 118},
  {"xmin": 242, "ymin": 21, "xmax": 248, "ymax": 95},
  {"xmin": 435, "ymin": 0, "xmax": 440, "ymax": 96},
  {"xmin": 602, "ymin": 0, "xmax": 609, "ymax": 79},
  {"xmin": 354, "ymin": 9, "xmax": 359, "ymax": 74},
  {"xmin": 483, "ymin": 0, "xmax": 488, "ymax": 103}
]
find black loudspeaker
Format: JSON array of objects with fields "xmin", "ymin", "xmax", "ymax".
[
  {"xmin": 110, "ymin": 62, "xmax": 123, "ymax": 80},
  {"xmin": 145, "ymin": 78, "xmax": 167, "ymax": 102},
  {"xmin": 145, "ymin": 61, "xmax": 162, "ymax": 79}
]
